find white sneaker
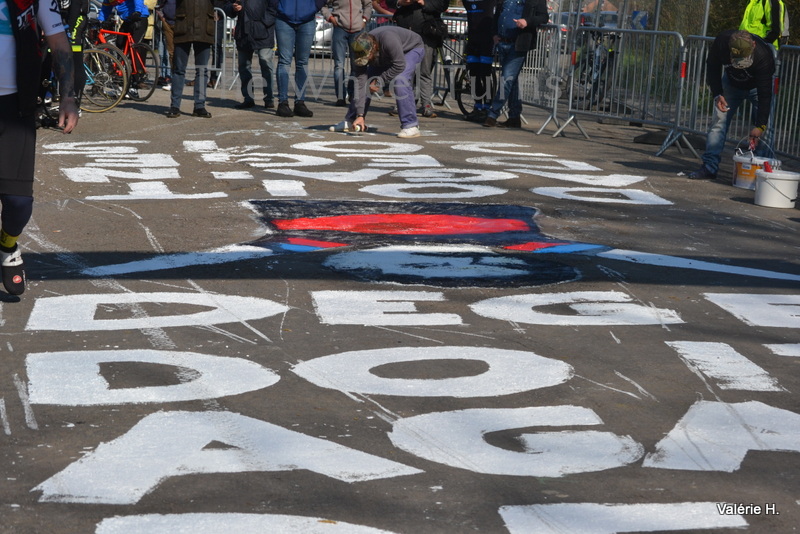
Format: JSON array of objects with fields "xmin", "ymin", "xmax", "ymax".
[
  {"xmin": 162, "ymin": 83, "xmax": 172, "ymax": 91},
  {"xmin": 397, "ymin": 126, "xmax": 420, "ymax": 138},
  {"xmin": 329, "ymin": 120, "xmax": 351, "ymax": 132}
]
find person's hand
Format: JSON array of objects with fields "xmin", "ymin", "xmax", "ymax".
[
  {"xmin": 493, "ymin": 35, "xmax": 500, "ymax": 44},
  {"xmin": 231, "ymin": 2, "xmax": 242, "ymax": 12},
  {"xmin": 369, "ymin": 80, "xmax": 380, "ymax": 94},
  {"xmin": 328, "ymin": 15, "xmax": 338, "ymax": 26},
  {"xmin": 715, "ymin": 95, "xmax": 729, "ymax": 113},
  {"xmin": 58, "ymin": 97, "xmax": 79, "ymax": 134},
  {"xmin": 353, "ymin": 116, "xmax": 366, "ymax": 131},
  {"xmin": 513, "ymin": 18, "xmax": 527, "ymax": 29},
  {"xmin": 748, "ymin": 126, "xmax": 763, "ymax": 150}
]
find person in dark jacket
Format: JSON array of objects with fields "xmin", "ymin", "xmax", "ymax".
[
  {"xmin": 226, "ymin": 0, "xmax": 278, "ymax": 109},
  {"xmin": 166, "ymin": 0, "xmax": 217, "ymax": 118},
  {"xmin": 483, "ymin": 0, "xmax": 548, "ymax": 128},
  {"xmin": 274, "ymin": 0, "xmax": 326, "ymax": 117},
  {"xmin": 156, "ymin": 0, "xmax": 177, "ymax": 88},
  {"xmin": 686, "ymin": 30, "xmax": 776, "ymax": 180},
  {"xmin": 392, "ymin": 0, "xmax": 448, "ymax": 118}
]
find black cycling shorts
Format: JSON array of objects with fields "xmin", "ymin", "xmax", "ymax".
[{"xmin": 0, "ymin": 94, "xmax": 36, "ymax": 197}]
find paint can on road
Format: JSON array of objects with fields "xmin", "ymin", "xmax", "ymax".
[
  {"xmin": 732, "ymin": 150, "xmax": 781, "ymax": 190},
  {"xmin": 754, "ymin": 168, "xmax": 800, "ymax": 209}
]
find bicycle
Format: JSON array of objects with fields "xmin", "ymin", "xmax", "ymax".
[
  {"xmin": 87, "ymin": 21, "xmax": 160, "ymax": 101},
  {"xmin": 81, "ymin": 47, "xmax": 129, "ymax": 112},
  {"xmin": 438, "ymin": 38, "xmax": 497, "ymax": 117}
]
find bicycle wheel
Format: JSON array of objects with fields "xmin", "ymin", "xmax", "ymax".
[
  {"xmin": 81, "ymin": 48, "xmax": 128, "ymax": 112},
  {"xmin": 95, "ymin": 42, "xmax": 131, "ymax": 78},
  {"xmin": 455, "ymin": 68, "xmax": 497, "ymax": 116},
  {"xmin": 127, "ymin": 43, "xmax": 160, "ymax": 101}
]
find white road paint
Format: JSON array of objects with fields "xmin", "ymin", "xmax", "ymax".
[
  {"xmin": 449, "ymin": 142, "xmax": 552, "ymax": 156},
  {"xmin": 323, "ymin": 245, "xmax": 535, "ymax": 279},
  {"xmin": 95, "ymin": 513, "xmax": 398, "ymax": 533},
  {"xmin": 264, "ymin": 168, "xmax": 394, "ymax": 183},
  {"xmin": 63, "ymin": 167, "xmax": 181, "ymax": 183},
  {"xmin": 86, "ymin": 181, "xmax": 227, "ymax": 200},
  {"xmin": 599, "ymin": 250, "xmax": 800, "ymax": 282},
  {"xmin": 26, "ymin": 350, "xmax": 279, "ymax": 405},
  {"xmin": 389, "ymin": 407, "xmax": 643, "ymax": 476},
  {"xmin": 532, "ymin": 187, "xmax": 673, "ymax": 205},
  {"xmin": 13, "ymin": 374, "xmax": 38, "ymax": 430},
  {"xmin": 79, "ymin": 245, "xmax": 275, "ymax": 277},
  {"xmin": 469, "ymin": 291, "xmax": 683, "ymax": 326},
  {"xmin": 212, "ymin": 171, "xmax": 253, "ymax": 180},
  {"xmin": 348, "ymin": 154, "xmax": 442, "ymax": 167},
  {"xmin": 522, "ymin": 172, "xmax": 648, "ymax": 187},
  {"xmin": 0, "ymin": 398, "xmax": 10, "ymax": 435},
  {"xmin": 291, "ymin": 141, "xmax": 424, "ymax": 153},
  {"xmin": 292, "ymin": 346, "xmax": 573, "ymax": 397},
  {"xmin": 360, "ymin": 183, "xmax": 507, "ymax": 198},
  {"xmin": 466, "ymin": 155, "xmax": 601, "ymax": 172},
  {"xmin": 35, "ymin": 411, "xmax": 422, "ymax": 504},
  {"xmin": 25, "ymin": 293, "xmax": 288, "ymax": 332},
  {"xmin": 390, "ymin": 168, "xmax": 519, "ymax": 182},
  {"xmin": 312, "ymin": 291, "xmax": 462, "ymax": 325},
  {"xmin": 643, "ymin": 400, "xmax": 800, "ymax": 472},
  {"xmin": 499, "ymin": 502, "xmax": 748, "ymax": 533},
  {"xmin": 704, "ymin": 293, "xmax": 800, "ymax": 326},
  {"xmin": 261, "ymin": 179, "xmax": 308, "ymax": 196},
  {"xmin": 667, "ymin": 341, "xmax": 784, "ymax": 391},
  {"xmin": 765, "ymin": 343, "xmax": 800, "ymax": 357}
]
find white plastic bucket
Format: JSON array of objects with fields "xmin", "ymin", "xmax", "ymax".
[
  {"xmin": 732, "ymin": 152, "xmax": 781, "ymax": 190},
  {"xmin": 754, "ymin": 169, "xmax": 800, "ymax": 209}
]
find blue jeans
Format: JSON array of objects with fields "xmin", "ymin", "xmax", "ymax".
[
  {"xmin": 275, "ymin": 18, "xmax": 315, "ymax": 102},
  {"xmin": 238, "ymin": 46, "xmax": 275, "ymax": 103},
  {"xmin": 331, "ymin": 26, "xmax": 360, "ymax": 101},
  {"xmin": 346, "ymin": 47, "xmax": 423, "ymax": 129},
  {"xmin": 171, "ymin": 42, "xmax": 211, "ymax": 109},
  {"xmin": 702, "ymin": 76, "xmax": 770, "ymax": 174},
  {"xmin": 488, "ymin": 42, "xmax": 526, "ymax": 120}
]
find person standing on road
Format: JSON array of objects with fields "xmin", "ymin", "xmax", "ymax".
[
  {"xmin": 329, "ymin": 26, "xmax": 424, "ymax": 138},
  {"xmin": 322, "ymin": 0, "xmax": 373, "ymax": 107},
  {"xmin": 483, "ymin": 0, "xmax": 548, "ymax": 128},
  {"xmin": 685, "ymin": 30, "xmax": 775, "ymax": 181},
  {"xmin": 393, "ymin": 0, "xmax": 448, "ymax": 118},
  {"xmin": 462, "ymin": 0, "xmax": 497, "ymax": 123},
  {"xmin": 1, "ymin": 0, "xmax": 79, "ymax": 295},
  {"xmin": 274, "ymin": 0, "xmax": 326, "ymax": 118},
  {"xmin": 225, "ymin": 0, "xmax": 278, "ymax": 110},
  {"xmin": 166, "ymin": 0, "xmax": 217, "ymax": 118},
  {"xmin": 740, "ymin": 0, "xmax": 786, "ymax": 50},
  {"xmin": 156, "ymin": 0, "xmax": 177, "ymax": 89},
  {"xmin": 98, "ymin": 0, "xmax": 151, "ymax": 48}
]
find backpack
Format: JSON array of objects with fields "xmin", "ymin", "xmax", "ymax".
[{"xmin": 759, "ymin": 0, "xmax": 789, "ymax": 43}]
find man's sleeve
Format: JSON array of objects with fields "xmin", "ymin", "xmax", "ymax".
[
  {"xmin": 39, "ymin": 0, "xmax": 68, "ymax": 35},
  {"xmin": 362, "ymin": 0, "xmax": 373, "ymax": 21},
  {"xmin": 705, "ymin": 37, "xmax": 725, "ymax": 97},
  {"xmin": 764, "ymin": 0, "xmax": 781, "ymax": 43},
  {"xmin": 523, "ymin": 0, "xmax": 550, "ymax": 28}
]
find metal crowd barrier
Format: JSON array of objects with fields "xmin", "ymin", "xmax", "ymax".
[
  {"xmin": 772, "ymin": 46, "xmax": 800, "ymax": 161},
  {"xmin": 550, "ymin": 27, "xmax": 688, "ymax": 155}
]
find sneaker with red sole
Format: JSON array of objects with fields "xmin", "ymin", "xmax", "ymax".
[{"xmin": 1, "ymin": 245, "xmax": 25, "ymax": 295}]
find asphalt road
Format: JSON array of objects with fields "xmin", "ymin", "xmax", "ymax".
[{"xmin": 1, "ymin": 81, "xmax": 798, "ymax": 534}]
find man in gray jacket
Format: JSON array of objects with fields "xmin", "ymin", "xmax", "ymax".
[
  {"xmin": 226, "ymin": 0, "xmax": 278, "ymax": 109},
  {"xmin": 330, "ymin": 26, "xmax": 424, "ymax": 138},
  {"xmin": 322, "ymin": 0, "xmax": 373, "ymax": 107}
]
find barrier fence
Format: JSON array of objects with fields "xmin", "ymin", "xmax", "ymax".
[{"xmin": 149, "ymin": 11, "xmax": 798, "ymax": 163}]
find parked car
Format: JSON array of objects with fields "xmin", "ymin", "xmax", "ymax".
[{"xmin": 312, "ymin": 13, "xmax": 333, "ymax": 53}]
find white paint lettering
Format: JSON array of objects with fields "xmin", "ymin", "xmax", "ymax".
[{"xmin": 312, "ymin": 290, "xmax": 462, "ymax": 325}]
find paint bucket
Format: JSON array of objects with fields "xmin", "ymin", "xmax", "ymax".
[
  {"xmin": 732, "ymin": 150, "xmax": 781, "ymax": 190},
  {"xmin": 754, "ymin": 169, "xmax": 800, "ymax": 209}
]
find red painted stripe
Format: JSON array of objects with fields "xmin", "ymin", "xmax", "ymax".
[
  {"xmin": 503, "ymin": 242, "xmax": 567, "ymax": 251},
  {"xmin": 286, "ymin": 238, "xmax": 349, "ymax": 248},
  {"xmin": 272, "ymin": 214, "xmax": 530, "ymax": 235}
]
